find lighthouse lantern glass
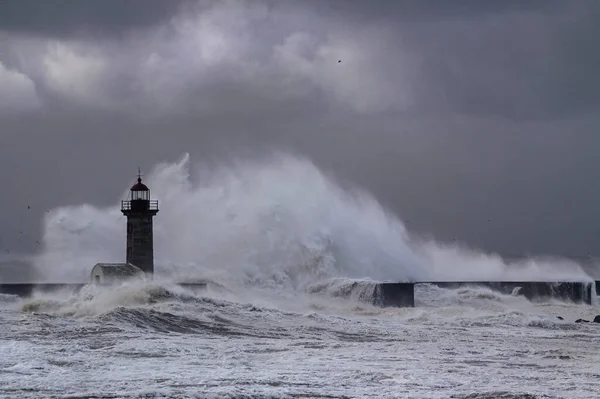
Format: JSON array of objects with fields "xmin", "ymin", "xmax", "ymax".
[{"xmin": 132, "ymin": 189, "xmax": 150, "ymax": 201}]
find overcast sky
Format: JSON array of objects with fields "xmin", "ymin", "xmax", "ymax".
[{"xmin": 1, "ymin": 0, "xmax": 600, "ymax": 260}]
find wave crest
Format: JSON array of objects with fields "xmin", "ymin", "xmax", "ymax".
[{"xmin": 32, "ymin": 152, "xmax": 591, "ymax": 293}]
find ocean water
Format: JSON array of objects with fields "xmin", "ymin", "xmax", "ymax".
[
  {"xmin": 1, "ymin": 282, "xmax": 599, "ymax": 398},
  {"xmin": 1, "ymin": 153, "xmax": 599, "ymax": 398}
]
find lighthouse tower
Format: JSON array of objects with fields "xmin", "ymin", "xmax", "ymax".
[{"xmin": 120, "ymin": 170, "xmax": 159, "ymax": 278}]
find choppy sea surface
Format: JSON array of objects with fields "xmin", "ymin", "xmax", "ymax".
[{"xmin": 1, "ymin": 281, "xmax": 599, "ymax": 399}]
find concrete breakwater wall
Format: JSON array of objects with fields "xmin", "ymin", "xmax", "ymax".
[
  {"xmin": 422, "ymin": 281, "xmax": 594, "ymax": 306},
  {"xmin": 0, "ymin": 281, "xmax": 594, "ymax": 308},
  {"xmin": 0, "ymin": 282, "xmax": 208, "ymax": 298},
  {"xmin": 372, "ymin": 283, "xmax": 415, "ymax": 307},
  {"xmin": 0, "ymin": 283, "xmax": 89, "ymax": 297},
  {"xmin": 325, "ymin": 281, "xmax": 594, "ymax": 308}
]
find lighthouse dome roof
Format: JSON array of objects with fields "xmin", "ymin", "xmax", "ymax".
[{"xmin": 130, "ymin": 177, "xmax": 149, "ymax": 191}]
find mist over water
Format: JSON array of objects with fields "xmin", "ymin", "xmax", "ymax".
[{"xmin": 32, "ymin": 152, "xmax": 591, "ymax": 289}]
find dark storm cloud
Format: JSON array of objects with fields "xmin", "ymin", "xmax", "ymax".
[
  {"xmin": 307, "ymin": 0, "xmax": 564, "ymax": 22},
  {"xmin": 1, "ymin": 0, "xmax": 600, "ymax": 275},
  {"xmin": 0, "ymin": 0, "xmax": 188, "ymax": 37},
  {"xmin": 3, "ymin": 0, "xmax": 598, "ymax": 119},
  {"xmin": 304, "ymin": 0, "xmax": 600, "ymax": 119},
  {"xmin": 401, "ymin": 1, "xmax": 600, "ymax": 119}
]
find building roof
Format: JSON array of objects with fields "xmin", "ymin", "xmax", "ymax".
[
  {"xmin": 130, "ymin": 177, "xmax": 149, "ymax": 191},
  {"xmin": 92, "ymin": 263, "xmax": 144, "ymax": 278}
]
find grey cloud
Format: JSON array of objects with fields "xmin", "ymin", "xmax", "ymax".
[
  {"xmin": 2, "ymin": 1, "xmax": 412, "ymax": 115},
  {"xmin": 0, "ymin": 61, "xmax": 40, "ymax": 112},
  {"xmin": 1, "ymin": 0, "xmax": 600, "ymax": 268},
  {"xmin": 305, "ymin": 0, "xmax": 564, "ymax": 23},
  {"xmin": 394, "ymin": 1, "xmax": 600, "ymax": 119},
  {"xmin": 3, "ymin": 0, "xmax": 598, "ymax": 119},
  {"xmin": 0, "ymin": 0, "xmax": 188, "ymax": 38}
]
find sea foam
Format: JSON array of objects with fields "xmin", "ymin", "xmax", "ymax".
[{"xmin": 32, "ymin": 152, "xmax": 592, "ymax": 292}]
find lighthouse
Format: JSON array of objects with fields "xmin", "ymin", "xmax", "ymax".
[{"xmin": 120, "ymin": 170, "xmax": 159, "ymax": 278}]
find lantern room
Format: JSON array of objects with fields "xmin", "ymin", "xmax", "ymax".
[
  {"xmin": 130, "ymin": 177, "xmax": 150, "ymax": 201},
  {"xmin": 121, "ymin": 170, "xmax": 159, "ymax": 213}
]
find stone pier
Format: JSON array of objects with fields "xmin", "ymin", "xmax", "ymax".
[
  {"xmin": 370, "ymin": 281, "xmax": 594, "ymax": 307},
  {"xmin": 0, "ymin": 282, "xmax": 208, "ymax": 298}
]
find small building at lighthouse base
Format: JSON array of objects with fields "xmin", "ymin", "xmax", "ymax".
[{"xmin": 90, "ymin": 263, "xmax": 145, "ymax": 284}]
